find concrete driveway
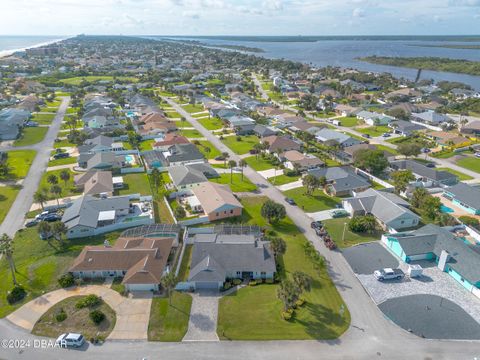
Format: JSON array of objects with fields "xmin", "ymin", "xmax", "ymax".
[
  {"xmin": 258, "ymin": 168, "xmax": 282, "ymax": 179},
  {"xmin": 183, "ymin": 291, "xmax": 219, "ymax": 341},
  {"xmin": 6, "ymin": 285, "xmax": 152, "ymax": 340},
  {"xmin": 307, "ymin": 209, "xmax": 334, "ymax": 222},
  {"xmin": 276, "ymin": 179, "xmax": 303, "ymax": 191}
]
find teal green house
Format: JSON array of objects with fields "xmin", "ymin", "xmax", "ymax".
[
  {"xmin": 382, "ymin": 224, "xmax": 480, "ymax": 293},
  {"xmin": 443, "ymin": 182, "xmax": 480, "ymax": 215}
]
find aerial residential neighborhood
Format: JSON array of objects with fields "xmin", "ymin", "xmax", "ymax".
[{"xmin": 0, "ymin": 17, "xmax": 480, "ymax": 360}]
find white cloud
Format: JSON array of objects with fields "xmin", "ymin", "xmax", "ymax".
[{"xmin": 352, "ymin": 7, "xmax": 365, "ymax": 17}]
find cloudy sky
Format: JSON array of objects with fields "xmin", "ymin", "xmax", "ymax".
[{"xmin": 1, "ymin": 0, "xmax": 479, "ymax": 35}]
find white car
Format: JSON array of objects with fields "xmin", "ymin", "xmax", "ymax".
[{"xmin": 56, "ymin": 333, "xmax": 85, "ymax": 348}]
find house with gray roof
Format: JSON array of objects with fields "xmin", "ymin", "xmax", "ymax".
[
  {"xmin": 168, "ymin": 163, "xmax": 218, "ymax": 191},
  {"xmin": 411, "ymin": 111, "xmax": 452, "ymax": 126},
  {"xmin": 186, "ymin": 232, "xmax": 276, "ymax": 290},
  {"xmin": 389, "ymin": 159, "xmax": 458, "ymax": 188},
  {"xmin": 61, "ymin": 195, "xmax": 154, "ymax": 239},
  {"xmin": 308, "ymin": 166, "xmax": 371, "ymax": 196},
  {"xmin": 443, "ymin": 182, "xmax": 480, "ymax": 215},
  {"xmin": 382, "ymin": 224, "xmax": 480, "ymax": 294},
  {"xmin": 388, "ymin": 120, "xmax": 426, "ymax": 136},
  {"xmin": 315, "ymin": 128, "xmax": 361, "ymax": 148},
  {"xmin": 0, "ymin": 108, "xmax": 30, "ymax": 140},
  {"xmin": 253, "ymin": 124, "xmax": 278, "ymax": 138},
  {"xmin": 343, "ymin": 188, "xmax": 420, "ymax": 231}
]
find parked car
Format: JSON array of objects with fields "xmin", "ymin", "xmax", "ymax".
[
  {"xmin": 53, "ymin": 152, "xmax": 70, "ymax": 160},
  {"xmin": 311, "ymin": 221, "xmax": 323, "ymax": 229},
  {"xmin": 25, "ymin": 121, "xmax": 38, "ymax": 127},
  {"xmin": 475, "ymin": 152, "xmax": 480, "ymax": 158},
  {"xmin": 373, "ymin": 268, "xmax": 405, "ymax": 281},
  {"xmin": 249, "ymin": 149, "xmax": 259, "ymax": 155},
  {"xmin": 421, "ymin": 148, "xmax": 431, "ymax": 153},
  {"xmin": 43, "ymin": 213, "xmax": 62, "ymax": 222},
  {"xmin": 285, "ymin": 197, "xmax": 296, "ymax": 206},
  {"xmin": 425, "ymin": 163, "xmax": 436, "ymax": 168},
  {"xmin": 362, "ymin": 134, "xmax": 371, "ymax": 139},
  {"xmin": 214, "ymin": 155, "xmax": 225, "ymax": 161},
  {"xmin": 56, "ymin": 333, "xmax": 85, "ymax": 348},
  {"xmin": 382, "ymin": 132, "xmax": 391, "ymax": 138},
  {"xmin": 331, "ymin": 209, "xmax": 348, "ymax": 218},
  {"xmin": 25, "ymin": 219, "xmax": 38, "ymax": 228}
]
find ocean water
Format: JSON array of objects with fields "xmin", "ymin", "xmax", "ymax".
[
  {"xmin": 160, "ymin": 36, "xmax": 480, "ymax": 90},
  {"xmin": 0, "ymin": 35, "xmax": 65, "ymax": 57}
]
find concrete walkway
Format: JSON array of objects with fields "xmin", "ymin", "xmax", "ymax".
[
  {"xmin": 276, "ymin": 179, "xmax": 303, "ymax": 191},
  {"xmin": 46, "ymin": 163, "xmax": 77, "ymax": 172},
  {"xmin": 306, "ymin": 209, "xmax": 334, "ymax": 221},
  {"xmin": 183, "ymin": 291, "xmax": 220, "ymax": 342},
  {"xmin": 6, "ymin": 285, "xmax": 152, "ymax": 340},
  {"xmin": 258, "ymin": 168, "xmax": 282, "ymax": 179}
]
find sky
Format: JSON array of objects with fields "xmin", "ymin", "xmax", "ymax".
[{"xmin": 0, "ymin": 0, "xmax": 479, "ymax": 36}]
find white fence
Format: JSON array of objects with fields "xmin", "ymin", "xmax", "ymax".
[
  {"xmin": 179, "ymin": 216, "xmax": 210, "ymax": 226},
  {"xmin": 120, "ymin": 167, "xmax": 145, "ymax": 174},
  {"xmin": 354, "ymin": 167, "xmax": 394, "ymax": 189}
]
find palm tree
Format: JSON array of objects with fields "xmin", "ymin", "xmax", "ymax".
[
  {"xmin": 47, "ymin": 174, "xmax": 58, "ymax": 186},
  {"xmin": 161, "ymin": 272, "xmax": 178, "ymax": 305},
  {"xmin": 151, "ymin": 168, "xmax": 161, "ymax": 194},
  {"xmin": 239, "ymin": 159, "xmax": 247, "ymax": 181},
  {"xmin": 0, "ymin": 233, "xmax": 17, "ymax": 286},
  {"xmin": 222, "ymin": 152, "xmax": 230, "ymax": 168},
  {"xmin": 59, "ymin": 170, "xmax": 70, "ymax": 187},
  {"xmin": 33, "ymin": 189, "xmax": 48, "ymax": 210},
  {"xmin": 50, "ymin": 185, "xmax": 62, "ymax": 206},
  {"xmin": 51, "ymin": 221, "xmax": 67, "ymax": 245},
  {"xmin": 228, "ymin": 160, "xmax": 237, "ymax": 183},
  {"xmin": 37, "ymin": 221, "xmax": 52, "ymax": 241}
]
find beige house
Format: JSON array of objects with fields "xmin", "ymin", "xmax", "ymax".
[
  {"xmin": 191, "ymin": 182, "xmax": 243, "ymax": 221},
  {"xmin": 74, "ymin": 170, "xmax": 114, "ymax": 196}
]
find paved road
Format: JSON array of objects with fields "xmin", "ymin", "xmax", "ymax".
[
  {"xmin": 253, "ymin": 74, "xmax": 480, "ymax": 180},
  {"xmin": 0, "ymin": 97, "xmax": 70, "ymax": 237}
]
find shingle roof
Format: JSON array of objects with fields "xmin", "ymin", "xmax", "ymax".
[
  {"xmin": 389, "ymin": 159, "xmax": 457, "ymax": 182},
  {"xmin": 444, "ymin": 182, "xmax": 480, "ymax": 210},
  {"xmin": 191, "ymin": 182, "xmax": 242, "ymax": 215},
  {"xmin": 308, "ymin": 166, "xmax": 371, "ymax": 193}
]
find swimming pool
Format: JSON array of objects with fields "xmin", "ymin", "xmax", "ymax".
[
  {"xmin": 125, "ymin": 155, "xmax": 135, "ymax": 163},
  {"xmin": 440, "ymin": 205, "xmax": 454, "ymax": 213}
]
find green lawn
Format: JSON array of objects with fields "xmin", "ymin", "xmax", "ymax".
[
  {"xmin": 355, "ymin": 126, "xmax": 391, "ymax": 137},
  {"xmin": 0, "ymin": 228, "xmax": 120, "ymax": 318},
  {"xmin": 217, "ymin": 196, "xmax": 350, "ymax": 340},
  {"xmin": 221, "ymin": 135, "xmax": 260, "ymax": 155},
  {"xmin": 192, "ymin": 112, "xmax": 209, "ymax": 118},
  {"xmin": 148, "ymin": 292, "xmax": 192, "ymax": 341},
  {"xmin": 338, "ymin": 116, "xmax": 358, "ymax": 127},
  {"xmin": 39, "ymin": 169, "xmax": 80, "ymax": 199},
  {"xmin": 153, "ymin": 198, "xmax": 175, "ymax": 224},
  {"xmin": 180, "ymin": 129, "xmax": 202, "ymax": 138},
  {"xmin": 283, "ymin": 187, "xmax": 341, "ymax": 212},
  {"xmin": 0, "ymin": 150, "xmax": 36, "ymax": 180},
  {"xmin": 31, "ymin": 113, "xmax": 56, "ymax": 125},
  {"xmin": 198, "ymin": 117, "xmax": 224, "ymax": 130},
  {"xmin": 165, "ymin": 111, "xmax": 181, "ymax": 119},
  {"xmin": 268, "ymin": 174, "xmax": 301, "ymax": 186},
  {"xmin": 175, "ymin": 119, "xmax": 192, "ymax": 129},
  {"xmin": 53, "ymin": 138, "xmax": 76, "ymax": 149},
  {"xmin": 177, "ymin": 245, "xmax": 193, "ymax": 282},
  {"xmin": 114, "ymin": 173, "xmax": 152, "ymax": 196},
  {"xmin": 211, "ymin": 173, "xmax": 257, "ymax": 192},
  {"xmin": 437, "ymin": 167, "xmax": 473, "ymax": 181},
  {"xmin": 48, "ymin": 155, "xmax": 77, "ymax": 167},
  {"xmin": 13, "ymin": 127, "xmax": 48, "ymax": 147},
  {"xmin": 322, "ymin": 218, "xmax": 383, "ymax": 248},
  {"xmin": 374, "ymin": 144, "xmax": 398, "ymax": 155},
  {"xmin": 194, "ymin": 140, "xmax": 221, "ymax": 159},
  {"xmin": 244, "ymin": 156, "xmax": 275, "ymax": 171},
  {"xmin": 0, "ymin": 185, "xmax": 21, "ymax": 224},
  {"xmin": 456, "ymin": 157, "xmax": 480, "ymax": 174},
  {"xmin": 59, "ymin": 76, "xmax": 137, "ymax": 85},
  {"xmin": 138, "ymin": 139, "xmax": 155, "ymax": 151},
  {"xmin": 181, "ymin": 104, "xmax": 204, "ymax": 113}
]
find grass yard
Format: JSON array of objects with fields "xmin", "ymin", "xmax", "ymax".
[
  {"xmin": 148, "ymin": 292, "xmax": 193, "ymax": 341},
  {"xmin": 194, "ymin": 140, "xmax": 221, "ymax": 159},
  {"xmin": 355, "ymin": 126, "xmax": 391, "ymax": 137},
  {"xmin": 1, "ymin": 150, "xmax": 36, "ymax": 180},
  {"xmin": 456, "ymin": 157, "xmax": 480, "ymax": 174},
  {"xmin": 283, "ymin": 187, "xmax": 341, "ymax": 213},
  {"xmin": 48, "ymin": 155, "xmax": 77, "ymax": 167},
  {"xmin": 165, "ymin": 111, "xmax": 181, "ymax": 119},
  {"xmin": 177, "ymin": 245, "xmax": 193, "ymax": 281},
  {"xmin": 0, "ymin": 228, "xmax": 120, "ymax": 318},
  {"xmin": 53, "ymin": 138, "xmax": 76, "ymax": 149},
  {"xmin": 39, "ymin": 169, "xmax": 80, "ymax": 199},
  {"xmin": 180, "ymin": 129, "xmax": 202, "ymax": 138},
  {"xmin": 31, "ymin": 113, "xmax": 56, "ymax": 125},
  {"xmin": 338, "ymin": 116, "xmax": 358, "ymax": 127},
  {"xmin": 13, "ymin": 127, "xmax": 48, "ymax": 147},
  {"xmin": 198, "ymin": 117, "xmax": 224, "ymax": 130},
  {"xmin": 268, "ymin": 174, "xmax": 301, "ymax": 186},
  {"xmin": 211, "ymin": 173, "xmax": 257, "ymax": 192},
  {"xmin": 181, "ymin": 104, "xmax": 204, "ymax": 113},
  {"xmin": 32, "ymin": 295, "xmax": 116, "ymax": 340},
  {"xmin": 114, "ymin": 173, "xmax": 152, "ymax": 196},
  {"xmin": 374, "ymin": 144, "xmax": 398, "ymax": 155},
  {"xmin": 437, "ymin": 167, "xmax": 473, "ymax": 181},
  {"xmin": 138, "ymin": 139, "xmax": 155, "ymax": 151},
  {"xmin": 244, "ymin": 156, "xmax": 275, "ymax": 171},
  {"xmin": 0, "ymin": 185, "xmax": 21, "ymax": 224},
  {"xmin": 216, "ymin": 196, "xmax": 350, "ymax": 340},
  {"xmin": 322, "ymin": 217, "xmax": 383, "ymax": 248},
  {"xmin": 191, "ymin": 112, "xmax": 209, "ymax": 118},
  {"xmin": 221, "ymin": 135, "xmax": 260, "ymax": 155},
  {"xmin": 59, "ymin": 76, "xmax": 137, "ymax": 85},
  {"xmin": 153, "ymin": 198, "xmax": 175, "ymax": 224}
]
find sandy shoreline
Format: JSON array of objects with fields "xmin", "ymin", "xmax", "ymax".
[{"xmin": 0, "ymin": 37, "xmax": 69, "ymax": 59}]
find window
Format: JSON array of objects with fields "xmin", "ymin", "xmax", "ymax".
[
  {"xmin": 216, "ymin": 212, "xmax": 219, "ymax": 217},
  {"xmin": 230, "ymin": 210, "xmax": 233, "ymax": 214},
  {"xmin": 401, "ymin": 220, "xmax": 404, "ymax": 224}
]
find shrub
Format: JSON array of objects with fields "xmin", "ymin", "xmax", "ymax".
[
  {"xmin": 248, "ymin": 280, "xmax": 257, "ymax": 286},
  {"xmin": 281, "ymin": 309, "xmax": 294, "ymax": 320},
  {"xmin": 89, "ymin": 310, "xmax": 105, "ymax": 324},
  {"xmin": 232, "ymin": 279, "xmax": 242, "ymax": 286},
  {"xmin": 459, "ymin": 215, "xmax": 480, "ymax": 229},
  {"xmin": 58, "ymin": 273, "xmax": 75, "ymax": 288},
  {"xmin": 223, "ymin": 282, "xmax": 232, "ymax": 290},
  {"xmin": 174, "ymin": 206, "xmax": 186, "ymax": 219},
  {"xmin": 236, "ymin": 136, "xmax": 242, "ymax": 141},
  {"xmin": 265, "ymin": 278, "xmax": 274, "ymax": 284},
  {"xmin": 6, "ymin": 286, "xmax": 26, "ymax": 304},
  {"xmin": 295, "ymin": 297, "xmax": 306, "ymax": 307},
  {"xmin": 76, "ymin": 294, "xmax": 101, "ymax": 309},
  {"xmin": 55, "ymin": 309, "xmax": 67, "ymax": 322},
  {"xmin": 348, "ymin": 215, "xmax": 377, "ymax": 233}
]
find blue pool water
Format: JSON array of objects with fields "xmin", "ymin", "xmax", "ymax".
[
  {"xmin": 441, "ymin": 205, "xmax": 454, "ymax": 213},
  {"xmin": 125, "ymin": 155, "xmax": 135, "ymax": 163}
]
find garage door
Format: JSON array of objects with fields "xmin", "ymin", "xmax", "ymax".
[
  {"xmin": 126, "ymin": 284, "xmax": 157, "ymax": 291},
  {"xmin": 195, "ymin": 281, "xmax": 220, "ymax": 290}
]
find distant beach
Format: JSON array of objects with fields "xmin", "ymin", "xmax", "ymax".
[{"xmin": 0, "ymin": 36, "xmax": 68, "ymax": 59}]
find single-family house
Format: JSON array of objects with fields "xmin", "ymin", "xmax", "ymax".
[
  {"xmin": 74, "ymin": 170, "xmax": 114, "ymax": 196},
  {"xmin": 343, "ymin": 188, "xmax": 420, "ymax": 231},
  {"xmin": 262, "ymin": 135, "xmax": 302, "ymax": 153},
  {"xmin": 152, "ymin": 134, "xmax": 190, "ymax": 151},
  {"xmin": 426, "ymin": 131, "xmax": 468, "ymax": 147},
  {"xmin": 253, "ymin": 124, "xmax": 278, "ymax": 138},
  {"xmin": 411, "ymin": 111, "xmax": 452, "ymax": 126},
  {"xmin": 168, "ymin": 163, "xmax": 218, "ymax": 191},
  {"xmin": 389, "ymin": 120, "xmax": 426, "ymax": 136},
  {"xmin": 461, "ymin": 121, "xmax": 480, "ymax": 137},
  {"xmin": 190, "ymin": 182, "xmax": 243, "ymax": 221},
  {"xmin": 356, "ymin": 111, "xmax": 393, "ymax": 126},
  {"xmin": 443, "ymin": 182, "xmax": 480, "ymax": 215},
  {"xmin": 307, "ymin": 166, "xmax": 371, "ymax": 196},
  {"xmin": 280, "ymin": 150, "xmax": 324, "ymax": 171},
  {"xmin": 315, "ymin": 128, "xmax": 361, "ymax": 148},
  {"xmin": 389, "ymin": 159, "xmax": 458, "ymax": 187}
]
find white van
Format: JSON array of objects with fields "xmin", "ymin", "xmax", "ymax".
[{"xmin": 56, "ymin": 333, "xmax": 85, "ymax": 348}]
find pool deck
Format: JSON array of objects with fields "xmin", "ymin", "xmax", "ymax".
[{"xmin": 433, "ymin": 193, "xmax": 480, "ymax": 221}]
